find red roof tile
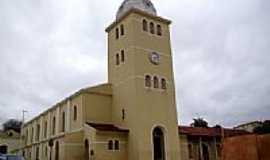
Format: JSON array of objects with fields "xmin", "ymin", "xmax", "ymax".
[
  {"xmin": 86, "ymin": 122, "xmax": 129, "ymax": 133},
  {"xmin": 179, "ymin": 126, "xmax": 249, "ymax": 137}
]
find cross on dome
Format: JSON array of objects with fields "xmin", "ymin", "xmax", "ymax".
[{"xmin": 116, "ymin": 0, "xmax": 157, "ymax": 20}]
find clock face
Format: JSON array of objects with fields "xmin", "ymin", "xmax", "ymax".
[{"xmin": 149, "ymin": 52, "xmax": 160, "ymax": 65}]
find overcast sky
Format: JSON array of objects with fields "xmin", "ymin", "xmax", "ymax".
[{"xmin": 0, "ymin": 0, "xmax": 269, "ymax": 127}]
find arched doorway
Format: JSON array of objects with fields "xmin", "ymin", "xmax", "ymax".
[
  {"xmin": 55, "ymin": 141, "xmax": 59, "ymax": 160},
  {"xmin": 202, "ymin": 144, "xmax": 209, "ymax": 160},
  {"xmin": 84, "ymin": 139, "xmax": 89, "ymax": 160},
  {"xmin": 153, "ymin": 127, "xmax": 165, "ymax": 160}
]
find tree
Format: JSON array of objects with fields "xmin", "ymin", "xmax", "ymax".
[
  {"xmin": 253, "ymin": 120, "xmax": 270, "ymax": 135},
  {"xmin": 214, "ymin": 124, "xmax": 222, "ymax": 128},
  {"xmin": 2, "ymin": 119, "xmax": 22, "ymax": 133},
  {"xmin": 192, "ymin": 118, "xmax": 209, "ymax": 128}
]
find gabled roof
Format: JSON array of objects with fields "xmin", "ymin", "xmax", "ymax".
[
  {"xmin": 86, "ymin": 122, "xmax": 129, "ymax": 133},
  {"xmin": 24, "ymin": 83, "xmax": 112, "ymax": 126},
  {"xmin": 179, "ymin": 126, "xmax": 249, "ymax": 137}
]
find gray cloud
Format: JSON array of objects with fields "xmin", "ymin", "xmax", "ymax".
[{"xmin": 0, "ymin": 0, "xmax": 269, "ymax": 127}]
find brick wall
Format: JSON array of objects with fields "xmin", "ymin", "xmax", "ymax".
[{"xmin": 222, "ymin": 134, "xmax": 270, "ymax": 160}]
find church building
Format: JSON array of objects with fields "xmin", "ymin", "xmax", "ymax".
[{"xmin": 20, "ymin": 0, "xmax": 181, "ymax": 159}]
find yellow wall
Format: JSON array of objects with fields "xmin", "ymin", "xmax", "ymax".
[
  {"xmin": 107, "ymin": 11, "xmax": 180, "ymax": 160},
  {"xmin": 84, "ymin": 125, "xmax": 128, "ymax": 160},
  {"xmin": 83, "ymin": 93, "xmax": 112, "ymax": 123}
]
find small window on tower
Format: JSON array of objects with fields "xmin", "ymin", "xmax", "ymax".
[
  {"xmin": 121, "ymin": 50, "xmax": 125, "ymax": 62},
  {"xmin": 143, "ymin": 19, "xmax": 148, "ymax": 32},
  {"xmin": 120, "ymin": 24, "xmax": 124, "ymax": 36},
  {"xmin": 145, "ymin": 75, "xmax": 151, "ymax": 87},
  {"xmin": 150, "ymin": 22, "xmax": 155, "ymax": 34},
  {"xmin": 122, "ymin": 109, "xmax": 125, "ymax": 120},
  {"xmin": 157, "ymin": 25, "xmax": 162, "ymax": 36},
  {"xmin": 116, "ymin": 54, "xmax": 120, "ymax": 65},
  {"xmin": 154, "ymin": 76, "xmax": 159, "ymax": 88},
  {"xmin": 161, "ymin": 78, "xmax": 167, "ymax": 89},
  {"xmin": 116, "ymin": 28, "xmax": 119, "ymax": 39}
]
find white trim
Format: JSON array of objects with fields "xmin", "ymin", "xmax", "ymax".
[{"xmin": 151, "ymin": 124, "xmax": 168, "ymax": 160}]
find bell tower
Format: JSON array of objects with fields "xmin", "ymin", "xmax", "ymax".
[{"xmin": 106, "ymin": 0, "xmax": 180, "ymax": 159}]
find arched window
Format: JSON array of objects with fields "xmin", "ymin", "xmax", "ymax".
[
  {"xmin": 157, "ymin": 25, "xmax": 162, "ymax": 36},
  {"xmin": 108, "ymin": 140, "xmax": 113, "ymax": 150},
  {"xmin": 145, "ymin": 75, "xmax": 151, "ymax": 87},
  {"xmin": 116, "ymin": 28, "xmax": 119, "ymax": 39},
  {"xmin": 120, "ymin": 24, "xmax": 125, "ymax": 36},
  {"xmin": 52, "ymin": 117, "xmax": 56, "ymax": 135},
  {"xmin": 85, "ymin": 139, "xmax": 89, "ymax": 160},
  {"xmin": 143, "ymin": 19, "xmax": 148, "ymax": 31},
  {"xmin": 55, "ymin": 141, "xmax": 59, "ymax": 160},
  {"xmin": 36, "ymin": 124, "xmax": 40, "ymax": 141},
  {"xmin": 121, "ymin": 50, "xmax": 125, "ymax": 62},
  {"xmin": 62, "ymin": 112, "xmax": 65, "ymax": 132},
  {"xmin": 161, "ymin": 78, "xmax": 167, "ymax": 89},
  {"xmin": 153, "ymin": 127, "xmax": 165, "ymax": 160},
  {"xmin": 74, "ymin": 105, "xmax": 77, "ymax": 121},
  {"xmin": 150, "ymin": 22, "xmax": 155, "ymax": 34},
  {"xmin": 114, "ymin": 140, "xmax": 120, "ymax": 150},
  {"xmin": 154, "ymin": 76, "xmax": 159, "ymax": 88},
  {"xmin": 116, "ymin": 54, "xmax": 120, "ymax": 65},
  {"xmin": 44, "ymin": 121, "xmax": 47, "ymax": 138}
]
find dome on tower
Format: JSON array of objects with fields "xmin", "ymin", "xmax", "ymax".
[{"xmin": 116, "ymin": 0, "xmax": 157, "ymax": 20}]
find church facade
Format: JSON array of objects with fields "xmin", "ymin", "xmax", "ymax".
[{"xmin": 20, "ymin": 0, "xmax": 181, "ymax": 160}]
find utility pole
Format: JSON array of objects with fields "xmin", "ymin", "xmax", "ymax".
[
  {"xmin": 20, "ymin": 110, "xmax": 28, "ymax": 157},
  {"xmin": 22, "ymin": 110, "xmax": 28, "ymax": 124}
]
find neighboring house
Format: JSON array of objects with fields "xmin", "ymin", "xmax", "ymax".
[
  {"xmin": 0, "ymin": 129, "xmax": 21, "ymax": 154},
  {"xmin": 179, "ymin": 126, "xmax": 249, "ymax": 160},
  {"xmin": 20, "ymin": 0, "xmax": 181, "ymax": 160},
  {"xmin": 234, "ymin": 121, "xmax": 263, "ymax": 133}
]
